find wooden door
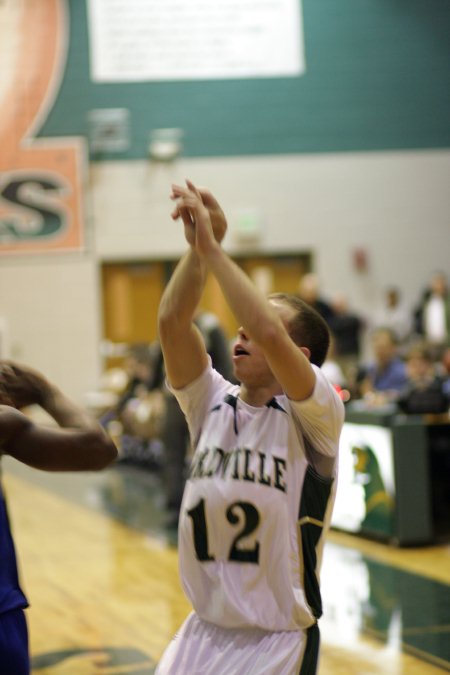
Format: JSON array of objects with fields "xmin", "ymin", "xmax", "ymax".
[
  {"xmin": 101, "ymin": 254, "xmax": 310, "ymax": 349},
  {"xmin": 101, "ymin": 262, "xmax": 165, "ymax": 345}
]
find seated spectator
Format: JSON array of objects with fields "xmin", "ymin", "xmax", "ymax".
[
  {"xmin": 397, "ymin": 343, "xmax": 450, "ymax": 414},
  {"xmin": 357, "ymin": 327, "xmax": 408, "ymax": 402}
]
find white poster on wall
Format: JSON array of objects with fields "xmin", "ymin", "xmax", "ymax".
[{"xmin": 87, "ymin": 0, "xmax": 304, "ymax": 82}]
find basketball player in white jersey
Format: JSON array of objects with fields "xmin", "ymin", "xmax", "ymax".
[{"xmin": 155, "ymin": 181, "xmax": 344, "ymax": 675}]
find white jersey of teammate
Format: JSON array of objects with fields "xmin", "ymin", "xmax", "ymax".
[{"xmin": 172, "ymin": 359, "xmax": 344, "ymax": 632}]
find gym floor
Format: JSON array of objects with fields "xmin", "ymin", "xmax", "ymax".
[{"xmin": 3, "ymin": 458, "xmax": 449, "ymax": 674}]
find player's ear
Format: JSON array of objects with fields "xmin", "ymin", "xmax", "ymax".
[{"xmin": 300, "ymin": 346, "xmax": 311, "ymax": 361}]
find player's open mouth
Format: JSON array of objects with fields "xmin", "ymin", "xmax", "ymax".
[{"xmin": 233, "ymin": 345, "xmax": 249, "ymax": 357}]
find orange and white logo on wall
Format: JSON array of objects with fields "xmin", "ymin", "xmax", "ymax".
[{"xmin": 0, "ymin": 0, "xmax": 85, "ymax": 254}]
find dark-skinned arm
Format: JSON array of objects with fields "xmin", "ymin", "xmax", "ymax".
[{"xmin": 0, "ymin": 361, "xmax": 117, "ymax": 471}]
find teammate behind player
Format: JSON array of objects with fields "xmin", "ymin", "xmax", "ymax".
[{"xmin": 155, "ymin": 181, "xmax": 344, "ymax": 674}]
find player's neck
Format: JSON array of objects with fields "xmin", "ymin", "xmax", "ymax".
[{"xmin": 239, "ymin": 382, "xmax": 283, "ymax": 408}]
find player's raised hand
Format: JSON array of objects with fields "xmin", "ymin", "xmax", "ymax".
[
  {"xmin": 195, "ymin": 184, "xmax": 227, "ymax": 244},
  {"xmin": 170, "ymin": 181, "xmax": 196, "ymax": 246},
  {"xmin": 171, "ymin": 180, "xmax": 227, "ymax": 244},
  {"xmin": 171, "ymin": 181, "xmax": 219, "ymax": 257},
  {"xmin": 0, "ymin": 360, "xmax": 49, "ymax": 409}
]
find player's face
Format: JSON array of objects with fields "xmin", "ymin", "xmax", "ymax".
[
  {"xmin": 232, "ymin": 328, "xmax": 274, "ymax": 387},
  {"xmin": 231, "ymin": 300, "xmax": 294, "ymax": 387}
]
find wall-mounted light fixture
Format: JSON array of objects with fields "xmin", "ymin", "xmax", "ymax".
[{"xmin": 148, "ymin": 128, "xmax": 184, "ymax": 162}]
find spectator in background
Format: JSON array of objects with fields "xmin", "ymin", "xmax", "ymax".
[
  {"xmin": 329, "ymin": 292, "xmax": 364, "ymax": 379},
  {"xmin": 115, "ymin": 343, "xmax": 157, "ymax": 413},
  {"xmin": 439, "ymin": 347, "xmax": 450, "ymax": 398},
  {"xmin": 414, "ymin": 272, "xmax": 450, "ymax": 361},
  {"xmin": 101, "ymin": 343, "xmax": 163, "ymax": 468},
  {"xmin": 374, "ymin": 286, "xmax": 412, "ymax": 345},
  {"xmin": 397, "ymin": 343, "xmax": 450, "ymax": 415},
  {"xmin": 298, "ymin": 273, "xmax": 335, "ymax": 325},
  {"xmin": 321, "ymin": 335, "xmax": 346, "ymax": 389},
  {"xmin": 321, "ymin": 335, "xmax": 351, "ymax": 404},
  {"xmin": 357, "ymin": 327, "xmax": 408, "ymax": 403}
]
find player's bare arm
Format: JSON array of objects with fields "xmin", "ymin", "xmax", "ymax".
[
  {"xmin": 172, "ymin": 183, "xmax": 316, "ymax": 402},
  {"xmin": 158, "ymin": 181, "xmax": 228, "ymax": 390},
  {"xmin": 158, "ymin": 249, "xmax": 209, "ymax": 390},
  {"xmin": 0, "ymin": 361, "xmax": 117, "ymax": 471},
  {"xmin": 171, "ymin": 181, "xmax": 228, "ymax": 246}
]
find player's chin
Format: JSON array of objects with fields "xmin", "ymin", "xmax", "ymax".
[{"xmin": 232, "ymin": 358, "xmax": 245, "ymax": 379}]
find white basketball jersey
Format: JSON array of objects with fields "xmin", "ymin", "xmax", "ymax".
[{"xmin": 172, "ymin": 362, "xmax": 344, "ymax": 632}]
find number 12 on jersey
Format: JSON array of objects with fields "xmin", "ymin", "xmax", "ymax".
[{"xmin": 187, "ymin": 498, "xmax": 261, "ymax": 564}]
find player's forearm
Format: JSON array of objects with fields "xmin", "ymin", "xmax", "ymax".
[
  {"xmin": 40, "ymin": 387, "xmax": 118, "ymax": 465},
  {"xmin": 158, "ymin": 248, "xmax": 207, "ymax": 332},
  {"xmin": 1, "ymin": 407, "xmax": 117, "ymax": 471},
  {"xmin": 204, "ymin": 245, "xmax": 282, "ymax": 347},
  {"xmin": 41, "ymin": 384, "xmax": 102, "ymax": 430},
  {"xmin": 11, "ymin": 426, "xmax": 117, "ymax": 471},
  {"xmin": 158, "ymin": 248, "xmax": 210, "ymax": 389}
]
